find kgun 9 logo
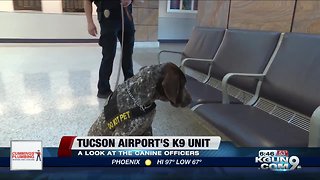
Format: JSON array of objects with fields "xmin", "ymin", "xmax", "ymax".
[{"xmin": 255, "ymin": 150, "xmax": 301, "ymax": 171}]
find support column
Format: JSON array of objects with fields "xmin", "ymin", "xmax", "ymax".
[
  {"xmin": 0, "ymin": 0, "xmax": 14, "ymax": 12},
  {"xmin": 42, "ymin": 0, "xmax": 63, "ymax": 13}
]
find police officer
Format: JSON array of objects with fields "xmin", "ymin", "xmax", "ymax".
[{"xmin": 84, "ymin": 0, "xmax": 135, "ymax": 98}]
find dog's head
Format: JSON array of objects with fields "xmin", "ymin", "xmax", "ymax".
[{"xmin": 156, "ymin": 62, "xmax": 191, "ymax": 107}]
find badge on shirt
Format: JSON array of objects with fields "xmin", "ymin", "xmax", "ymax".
[{"xmin": 104, "ymin": 9, "xmax": 110, "ymax": 18}]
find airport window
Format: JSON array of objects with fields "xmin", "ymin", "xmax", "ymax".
[
  {"xmin": 62, "ymin": 0, "xmax": 85, "ymax": 13},
  {"xmin": 167, "ymin": 0, "xmax": 198, "ymax": 13},
  {"xmin": 13, "ymin": 0, "xmax": 42, "ymax": 11}
]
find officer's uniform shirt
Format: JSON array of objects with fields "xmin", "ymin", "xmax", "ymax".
[{"xmin": 91, "ymin": 0, "xmax": 133, "ymax": 21}]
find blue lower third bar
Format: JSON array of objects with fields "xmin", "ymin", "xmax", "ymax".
[
  {"xmin": 1, "ymin": 157, "xmax": 320, "ymax": 167},
  {"xmin": 1, "ymin": 144, "xmax": 320, "ymax": 167}
]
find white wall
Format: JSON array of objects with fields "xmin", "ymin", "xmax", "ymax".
[
  {"xmin": 0, "ymin": 1, "xmax": 14, "ymax": 12},
  {"xmin": 158, "ymin": 0, "xmax": 197, "ymax": 40},
  {"xmin": 0, "ymin": 12, "xmax": 99, "ymax": 39},
  {"xmin": 42, "ymin": 0, "xmax": 63, "ymax": 14},
  {"xmin": 0, "ymin": 0, "xmax": 195, "ymax": 40}
]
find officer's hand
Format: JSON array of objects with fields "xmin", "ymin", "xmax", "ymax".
[
  {"xmin": 121, "ymin": 0, "xmax": 132, "ymax": 7},
  {"xmin": 88, "ymin": 22, "xmax": 97, "ymax": 37}
]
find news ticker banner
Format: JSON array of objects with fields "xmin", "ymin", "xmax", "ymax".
[
  {"xmin": 58, "ymin": 136, "xmax": 221, "ymax": 157},
  {"xmin": 1, "ymin": 136, "xmax": 320, "ymax": 171}
]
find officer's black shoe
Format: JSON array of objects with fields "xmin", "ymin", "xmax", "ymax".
[{"xmin": 97, "ymin": 90, "xmax": 112, "ymax": 99}]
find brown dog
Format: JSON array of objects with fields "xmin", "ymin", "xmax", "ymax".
[{"xmin": 88, "ymin": 62, "xmax": 191, "ymax": 136}]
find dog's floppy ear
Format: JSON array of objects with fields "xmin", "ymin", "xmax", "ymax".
[{"xmin": 161, "ymin": 63, "xmax": 181, "ymax": 105}]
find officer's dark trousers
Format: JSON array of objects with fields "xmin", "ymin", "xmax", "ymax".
[{"xmin": 98, "ymin": 15, "xmax": 135, "ymax": 94}]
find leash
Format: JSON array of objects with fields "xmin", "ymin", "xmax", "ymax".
[
  {"xmin": 114, "ymin": 3, "xmax": 125, "ymax": 88},
  {"xmin": 102, "ymin": 2, "xmax": 157, "ymax": 132}
]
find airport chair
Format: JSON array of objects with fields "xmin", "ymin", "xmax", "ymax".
[{"xmin": 195, "ymin": 32, "xmax": 320, "ymax": 147}]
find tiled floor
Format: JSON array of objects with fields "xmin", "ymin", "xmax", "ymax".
[{"xmin": 0, "ymin": 43, "xmax": 219, "ymax": 147}]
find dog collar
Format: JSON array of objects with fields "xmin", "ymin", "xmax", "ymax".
[{"xmin": 103, "ymin": 91, "xmax": 156, "ymax": 131}]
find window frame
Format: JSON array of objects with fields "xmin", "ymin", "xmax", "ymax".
[
  {"xmin": 62, "ymin": 0, "xmax": 85, "ymax": 13},
  {"xmin": 13, "ymin": 0, "xmax": 42, "ymax": 11},
  {"xmin": 167, "ymin": 0, "xmax": 198, "ymax": 14}
]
